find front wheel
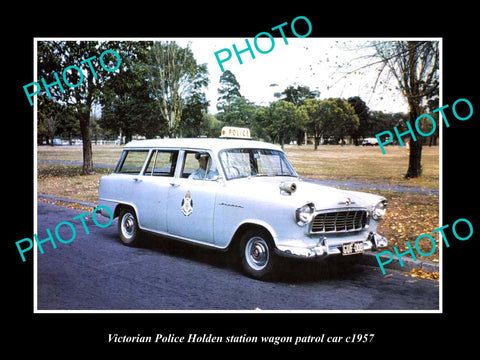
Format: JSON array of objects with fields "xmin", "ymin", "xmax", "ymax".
[
  {"xmin": 118, "ymin": 208, "xmax": 140, "ymax": 246},
  {"xmin": 240, "ymin": 230, "xmax": 277, "ymax": 280}
]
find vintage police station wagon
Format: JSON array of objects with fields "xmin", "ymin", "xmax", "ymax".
[{"xmin": 98, "ymin": 127, "xmax": 388, "ymax": 279}]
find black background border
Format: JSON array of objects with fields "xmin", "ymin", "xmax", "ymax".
[{"xmin": 6, "ymin": 5, "xmax": 477, "ymax": 354}]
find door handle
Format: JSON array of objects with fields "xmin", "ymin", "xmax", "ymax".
[
  {"xmin": 133, "ymin": 177, "xmax": 142, "ymax": 182},
  {"xmin": 170, "ymin": 182, "xmax": 179, "ymax": 187}
]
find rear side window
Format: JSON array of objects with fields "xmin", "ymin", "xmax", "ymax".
[
  {"xmin": 116, "ymin": 150, "xmax": 149, "ymax": 174},
  {"xmin": 145, "ymin": 150, "xmax": 178, "ymax": 177}
]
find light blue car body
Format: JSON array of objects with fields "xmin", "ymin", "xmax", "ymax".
[{"xmin": 98, "ymin": 137, "xmax": 388, "ymax": 261}]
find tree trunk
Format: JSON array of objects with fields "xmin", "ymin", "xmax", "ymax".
[
  {"xmin": 405, "ymin": 42, "xmax": 423, "ymax": 179},
  {"xmin": 405, "ymin": 101, "xmax": 423, "ymax": 178},
  {"xmin": 406, "ymin": 137, "xmax": 423, "ymax": 178},
  {"xmin": 79, "ymin": 112, "xmax": 94, "ymax": 175}
]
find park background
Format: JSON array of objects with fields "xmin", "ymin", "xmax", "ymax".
[{"xmin": 36, "ymin": 38, "xmax": 440, "ymax": 266}]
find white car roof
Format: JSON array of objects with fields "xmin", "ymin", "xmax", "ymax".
[{"xmin": 123, "ymin": 138, "xmax": 282, "ymax": 153}]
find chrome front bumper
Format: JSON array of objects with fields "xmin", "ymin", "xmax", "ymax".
[{"xmin": 275, "ymin": 232, "xmax": 388, "ymax": 259}]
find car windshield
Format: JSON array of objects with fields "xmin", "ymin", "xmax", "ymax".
[{"xmin": 219, "ymin": 148, "xmax": 298, "ymax": 180}]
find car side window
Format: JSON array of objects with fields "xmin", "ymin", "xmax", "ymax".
[
  {"xmin": 144, "ymin": 150, "xmax": 178, "ymax": 177},
  {"xmin": 116, "ymin": 150, "xmax": 149, "ymax": 174},
  {"xmin": 181, "ymin": 151, "xmax": 219, "ymax": 180},
  {"xmin": 181, "ymin": 151, "xmax": 200, "ymax": 178}
]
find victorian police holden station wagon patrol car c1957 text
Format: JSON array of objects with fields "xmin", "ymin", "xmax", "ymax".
[{"xmin": 98, "ymin": 127, "xmax": 388, "ymax": 279}]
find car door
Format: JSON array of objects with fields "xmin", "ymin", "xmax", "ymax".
[
  {"xmin": 113, "ymin": 148, "xmax": 151, "ymax": 208},
  {"xmin": 166, "ymin": 150, "xmax": 221, "ymax": 244},
  {"xmin": 134, "ymin": 149, "xmax": 178, "ymax": 232}
]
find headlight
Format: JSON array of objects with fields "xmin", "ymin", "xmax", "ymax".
[
  {"xmin": 295, "ymin": 203, "xmax": 315, "ymax": 226},
  {"xmin": 372, "ymin": 199, "xmax": 387, "ymax": 220}
]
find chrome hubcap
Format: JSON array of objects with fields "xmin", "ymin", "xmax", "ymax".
[
  {"xmin": 245, "ymin": 237, "xmax": 269, "ymax": 271},
  {"xmin": 122, "ymin": 213, "xmax": 135, "ymax": 239}
]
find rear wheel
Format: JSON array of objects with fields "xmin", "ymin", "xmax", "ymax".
[
  {"xmin": 118, "ymin": 208, "xmax": 140, "ymax": 246},
  {"xmin": 240, "ymin": 229, "xmax": 277, "ymax": 279}
]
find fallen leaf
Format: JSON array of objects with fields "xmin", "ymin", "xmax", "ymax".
[{"xmin": 406, "ymin": 268, "xmax": 439, "ymax": 281}]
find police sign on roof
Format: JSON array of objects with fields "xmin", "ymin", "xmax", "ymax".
[{"xmin": 220, "ymin": 126, "xmax": 251, "ymax": 139}]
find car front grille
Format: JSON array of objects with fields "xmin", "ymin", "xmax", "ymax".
[{"xmin": 311, "ymin": 210, "xmax": 369, "ymax": 233}]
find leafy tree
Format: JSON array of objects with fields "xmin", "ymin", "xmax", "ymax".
[
  {"xmin": 217, "ymin": 70, "xmax": 242, "ymax": 111},
  {"xmin": 37, "ymin": 41, "xmax": 120, "ymax": 174},
  {"xmin": 301, "ymin": 98, "xmax": 359, "ymax": 148},
  {"xmin": 147, "ymin": 41, "xmax": 209, "ymax": 137},
  {"xmin": 372, "ymin": 41, "xmax": 439, "ymax": 178},
  {"xmin": 252, "ymin": 106, "xmax": 272, "ymax": 141},
  {"xmin": 215, "ymin": 96, "xmax": 257, "ymax": 128},
  {"xmin": 100, "ymin": 41, "xmax": 160, "ymax": 142},
  {"xmin": 203, "ymin": 113, "xmax": 224, "ymax": 137},
  {"xmin": 274, "ymin": 85, "xmax": 319, "ymax": 144},
  {"xmin": 274, "ymin": 85, "xmax": 319, "ymax": 105},
  {"xmin": 369, "ymin": 110, "xmax": 407, "ymax": 142},
  {"xmin": 56, "ymin": 104, "xmax": 81, "ymax": 143},
  {"xmin": 329, "ymin": 98, "xmax": 359, "ymax": 143},
  {"xmin": 269, "ymin": 100, "xmax": 307, "ymax": 148},
  {"xmin": 300, "ymin": 99, "xmax": 323, "ymax": 149},
  {"xmin": 179, "ymin": 92, "xmax": 210, "ymax": 137},
  {"xmin": 38, "ymin": 97, "xmax": 63, "ymax": 145},
  {"xmin": 348, "ymin": 96, "xmax": 371, "ymax": 143}
]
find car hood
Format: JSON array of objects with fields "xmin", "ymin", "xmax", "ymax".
[{"xmin": 226, "ymin": 177, "xmax": 384, "ymax": 210}]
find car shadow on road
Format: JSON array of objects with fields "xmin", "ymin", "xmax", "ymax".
[
  {"xmin": 273, "ymin": 257, "xmax": 367, "ymax": 283},
  {"xmin": 132, "ymin": 231, "xmax": 366, "ymax": 283}
]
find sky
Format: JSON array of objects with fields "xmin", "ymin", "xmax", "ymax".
[{"xmin": 172, "ymin": 37, "xmax": 411, "ymax": 115}]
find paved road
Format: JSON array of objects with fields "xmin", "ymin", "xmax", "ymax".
[{"xmin": 36, "ymin": 201, "xmax": 439, "ymax": 311}]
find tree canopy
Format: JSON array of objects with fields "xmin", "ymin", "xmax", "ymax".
[
  {"xmin": 147, "ymin": 41, "xmax": 209, "ymax": 137},
  {"xmin": 40, "ymin": 41, "xmax": 430, "ymax": 164},
  {"xmin": 372, "ymin": 41, "xmax": 439, "ymax": 178},
  {"xmin": 217, "ymin": 70, "xmax": 242, "ymax": 112},
  {"xmin": 38, "ymin": 41, "xmax": 121, "ymax": 174}
]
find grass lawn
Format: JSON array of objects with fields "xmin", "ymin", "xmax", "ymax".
[
  {"xmin": 38, "ymin": 144, "xmax": 124, "ymax": 164},
  {"xmin": 284, "ymin": 144, "xmax": 439, "ymax": 189},
  {"xmin": 37, "ymin": 164, "xmax": 111, "ymax": 204},
  {"xmin": 37, "ymin": 143, "xmax": 440, "ymax": 263}
]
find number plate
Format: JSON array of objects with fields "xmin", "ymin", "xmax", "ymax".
[{"xmin": 342, "ymin": 242, "xmax": 364, "ymax": 256}]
